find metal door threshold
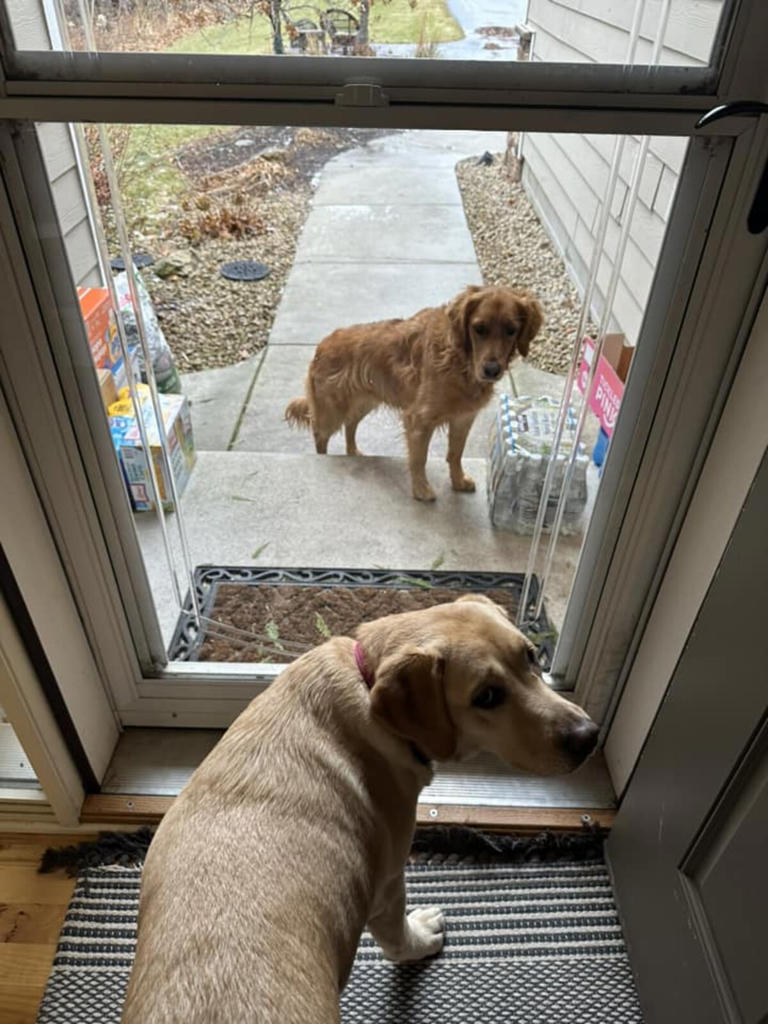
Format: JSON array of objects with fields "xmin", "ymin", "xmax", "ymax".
[{"xmin": 101, "ymin": 729, "xmax": 615, "ymax": 809}]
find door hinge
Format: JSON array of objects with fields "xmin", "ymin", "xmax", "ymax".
[{"xmin": 335, "ymin": 82, "xmax": 389, "ymax": 108}]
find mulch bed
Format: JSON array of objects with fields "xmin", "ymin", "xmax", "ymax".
[{"xmin": 198, "ymin": 582, "xmax": 523, "ymax": 662}]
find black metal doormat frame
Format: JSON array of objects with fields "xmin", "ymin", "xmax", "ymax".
[{"xmin": 167, "ymin": 566, "xmax": 555, "ymax": 668}]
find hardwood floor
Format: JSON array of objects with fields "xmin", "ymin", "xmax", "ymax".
[{"xmin": 0, "ymin": 834, "xmax": 91, "ymax": 1024}]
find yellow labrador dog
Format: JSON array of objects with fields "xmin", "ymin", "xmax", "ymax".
[{"xmin": 122, "ymin": 597, "xmax": 598, "ymax": 1024}]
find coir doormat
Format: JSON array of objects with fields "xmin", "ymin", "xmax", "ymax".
[
  {"xmin": 168, "ymin": 567, "xmax": 555, "ymax": 667},
  {"xmin": 36, "ymin": 826, "xmax": 643, "ymax": 1024}
]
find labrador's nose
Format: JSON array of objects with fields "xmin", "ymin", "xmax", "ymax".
[
  {"xmin": 559, "ymin": 718, "xmax": 599, "ymax": 765},
  {"xmin": 483, "ymin": 360, "xmax": 502, "ymax": 380}
]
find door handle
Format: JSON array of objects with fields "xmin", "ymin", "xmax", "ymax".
[{"xmin": 696, "ymin": 101, "xmax": 768, "ymax": 235}]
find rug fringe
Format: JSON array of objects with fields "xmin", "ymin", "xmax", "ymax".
[
  {"xmin": 39, "ymin": 823, "xmax": 605, "ymax": 875},
  {"xmin": 410, "ymin": 823, "xmax": 607, "ymax": 864},
  {"xmin": 38, "ymin": 827, "xmax": 155, "ymax": 876}
]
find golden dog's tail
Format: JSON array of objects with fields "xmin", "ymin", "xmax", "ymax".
[{"xmin": 284, "ymin": 397, "xmax": 312, "ymax": 429}]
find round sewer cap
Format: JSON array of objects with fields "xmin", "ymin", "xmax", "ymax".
[
  {"xmin": 111, "ymin": 252, "xmax": 155, "ymax": 272},
  {"xmin": 220, "ymin": 260, "xmax": 271, "ymax": 282}
]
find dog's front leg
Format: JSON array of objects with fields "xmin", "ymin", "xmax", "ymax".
[
  {"xmin": 447, "ymin": 415, "xmax": 477, "ymax": 492},
  {"xmin": 404, "ymin": 416, "xmax": 436, "ymax": 501},
  {"xmin": 367, "ymin": 874, "xmax": 445, "ymax": 962}
]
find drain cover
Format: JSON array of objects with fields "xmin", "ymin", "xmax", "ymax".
[
  {"xmin": 110, "ymin": 252, "xmax": 154, "ymax": 272},
  {"xmin": 220, "ymin": 260, "xmax": 270, "ymax": 282}
]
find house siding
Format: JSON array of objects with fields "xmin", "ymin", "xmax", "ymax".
[
  {"xmin": 522, "ymin": 0, "xmax": 722, "ymax": 344},
  {"xmin": 8, "ymin": 0, "xmax": 101, "ymax": 289}
]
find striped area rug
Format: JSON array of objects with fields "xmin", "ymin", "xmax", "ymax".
[{"xmin": 37, "ymin": 857, "xmax": 643, "ymax": 1023}]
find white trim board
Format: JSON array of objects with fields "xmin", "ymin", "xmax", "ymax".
[
  {"xmin": 0, "ymin": 593, "xmax": 83, "ymax": 826},
  {"xmin": 605, "ymin": 276, "xmax": 768, "ymax": 796}
]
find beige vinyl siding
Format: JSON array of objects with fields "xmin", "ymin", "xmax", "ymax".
[
  {"xmin": 528, "ymin": 0, "xmax": 722, "ymax": 65},
  {"xmin": 36, "ymin": 123, "xmax": 102, "ymax": 290},
  {"xmin": 523, "ymin": 0, "xmax": 722, "ymax": 345},
  {"xmin": 8, "ymin": 3, "xmax": 101, "ymax": 289}
]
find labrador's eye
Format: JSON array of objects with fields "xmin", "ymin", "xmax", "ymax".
[
  {"xmin": 506, "ymin": 323, "xmax": 518, "ymax": 336},
  {"xmin": 471, "ymin": 685, "xmax": 506, "ymax": 710},
  {"xmin": 473, "ymin": 322, "xmax": 488, "ymax": 336}
]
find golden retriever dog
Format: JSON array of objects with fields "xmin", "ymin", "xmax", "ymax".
[
  {"xmin": 285, "ymin": 285, "xmax": 543, "ymax": 501},
  {"xmin": 122, "ymin": 596, "xmax": 597, "ymax": 1024}
]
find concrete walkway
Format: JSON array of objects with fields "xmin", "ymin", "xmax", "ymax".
[
  {"xmin": 232, "ymin": 129, "xmax": 503, "ymax": 457},
  {"xmin": 142, "ymin": 130, "xmax": 590, "ymax": 647},
  {"xmin": 184, "ymin": 129, "xmax": 508, "ymax": 455}
]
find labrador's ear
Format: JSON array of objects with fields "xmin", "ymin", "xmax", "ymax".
[
  {"xmin": 454, "ymin": 593, "xmax": 510, "ymax": 619},
  {"xmin": 447, "ymin": 285, "xmax": 483, "ymax": 353},
  {"xmin": 370, "ymin": 645, "xmax": 456, "ymax": 761},
  {"xmin": 516, "ymin": 292, "xmax": 544, "ymax": 358}
]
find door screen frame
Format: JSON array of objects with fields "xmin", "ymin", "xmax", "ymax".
[{"xmin": 0, "ymin": 1, "xmax": 766, "ymax": 753}]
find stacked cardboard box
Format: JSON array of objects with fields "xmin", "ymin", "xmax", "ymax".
[
  {"xmin": 77, "ymin": 287, "xmax": 140, "ymax": 404},
  {"xmin": 576, "ymin": 333, "xmax": 634, "ymax": 467},
  {"xmin": 108, "ymin": 385, "xmax": 195, "ymax": 512}
]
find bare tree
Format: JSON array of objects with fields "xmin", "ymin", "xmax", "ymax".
[
  {"xmin": 251, "ymin": 0, "xmax": 284, "ymax": 53},
  {"xmin": 357, "ymin": 0, "xmax": 369, "ymax": 45}
]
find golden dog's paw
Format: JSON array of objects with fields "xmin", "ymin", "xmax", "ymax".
[
  {"xmin": 412, "ymin": 482, "xmax": 437, "ymax": 502},
  {"xmin": 383, "ymin": 907, "xmax": 445, "ymax": 962},
  {"xmin": 452, "ymin": 474, "xmax": 476, "ymax": 493}
]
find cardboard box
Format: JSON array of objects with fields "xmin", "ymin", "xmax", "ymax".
[
  {"xmin": 576, "ymin": 334, "xmax": 634, "ymax": 437},
  {"xmin": 77, "ymin": 287, "xmax": 120, "ymax": 369},
  {"xmin": 109, "ymin": 345, "xmax": 141, "ymax": 391},
  {"xmin": 109, "ymin": 385, "xmax": 195, "ymax": 512},
  {"xmin": 78, "ymin": 286, "xmax": 141, "ymax": 393},
  {"xmin": 97, "ymin": 367, "xmax": 118, "ymax": 411}
]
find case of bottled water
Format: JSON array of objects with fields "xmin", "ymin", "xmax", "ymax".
[{"xmin": 487, "ymin": 394, "xmax": 588, "ymax": 535}]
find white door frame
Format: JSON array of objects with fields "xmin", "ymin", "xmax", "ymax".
[
  {"xmin": 0, "ymin": 383, "xmax": 118, "ymax": 786},
  {"xmin": 0, "ymin": 1, "xmax": 766, "ymax": 757},
  {"xmin": 605, "ymin": 275, "xmax": 768, "ymax": 797}
]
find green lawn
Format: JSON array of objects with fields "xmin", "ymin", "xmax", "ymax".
[
  {"xmin": 114, "ymin": 123, "xmax": 223, "ymax": 229},
  {"xmin": 168, "ymin": 0, "xmax": 462, "ymax": 55},
  {"xmin": 370, "ymin": 0, "xmax": 462, "ymax": 45}
]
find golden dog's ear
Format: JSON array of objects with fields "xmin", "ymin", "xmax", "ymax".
[
  {"xmin": 447, "ymin": 285, "xmax": 483, "ymax": 352},
  {"xmin": 455, "ymin": 593, "xmax": 510, "ymax": 619},
  {"xmin": 516, "ymin": 293, "xmax": 544, "ymax": 359},
  {"xmin": 370, "ymin": 645, "xmax": 456, "ymax": 760}
]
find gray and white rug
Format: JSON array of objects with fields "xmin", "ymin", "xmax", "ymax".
[{"xmin": 37, "ymin": 858, "xmax": 643, "ymax": 1023}]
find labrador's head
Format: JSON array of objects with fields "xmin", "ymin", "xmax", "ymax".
[
  {"xmin": 447, "ymin": 285, "xmax": 543, "ymax": 385},
  {"xmin": 361, "ymin": 596, "xmax": 597, "ymax": 774}
]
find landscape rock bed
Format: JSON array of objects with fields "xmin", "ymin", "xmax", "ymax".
[
  {"xmin": 105, "ymin": 127, "xmax": 396, "ymax": 372},
  {"xmin": 456, "ymin": 153, "xmax": 597, "ymax": 375}
]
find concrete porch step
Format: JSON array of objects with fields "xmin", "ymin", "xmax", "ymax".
[{"xmin": 135, "ymin": 451, "xmax": 582, "ymax": 646}]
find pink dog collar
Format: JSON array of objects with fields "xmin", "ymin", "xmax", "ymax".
[{"xmin": 354, "ymin": 641, "xmax": 375, "ymax": 689}]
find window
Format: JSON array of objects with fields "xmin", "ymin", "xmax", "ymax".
[{"xmin": 1, "ymin": 0, "xmax": 766, "ymax": 749}]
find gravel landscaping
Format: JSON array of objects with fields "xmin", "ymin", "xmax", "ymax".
[
  {"xmin": 114, "ymin": 127, "xmax": 395, "ymax": 372},
  {"xmin": 456, "ymin": 151, "xmax": 596, "ymax": 375},
  {"xmin": 100, "ymin": 130, "xmax": 592, "ymax": 376}
]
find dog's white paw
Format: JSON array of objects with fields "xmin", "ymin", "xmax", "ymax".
[{"xmin": 382, "ymin": 907, "xmax": 446, "ymax": 962}]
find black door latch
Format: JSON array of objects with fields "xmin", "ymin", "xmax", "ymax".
[{"xmin": 696, "ymin": 101, "xmax": 768, "ymax": 234}]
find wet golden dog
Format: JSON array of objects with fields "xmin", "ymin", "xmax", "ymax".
[
  {"xmin": 122, "ymin": 597, "xmax": 597, "ymax": 1024},
  {"xmin": 285, "ymin": 285, "xmax": 543, "ymax": 501}
]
